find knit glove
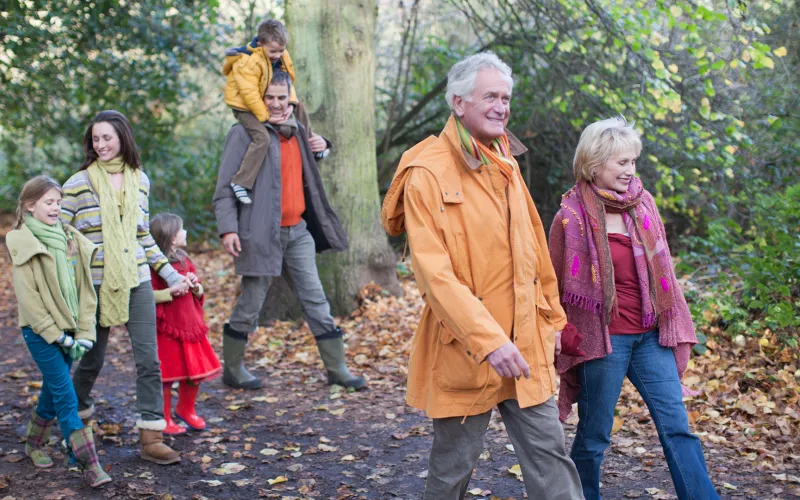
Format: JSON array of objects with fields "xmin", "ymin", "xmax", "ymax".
[
  {"xmin": 560, "ymin": 323, "xmax": 586, "ymax": 357},
  {"xmin": 54, "ymin": 332, "xmax": 76, "ymax": 353},
  {"xmin": 68, "ymin": 339, "xmax": 94, "ymax": 360}
]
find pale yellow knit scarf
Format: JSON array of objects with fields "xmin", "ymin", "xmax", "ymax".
[{"xmin": 87, "ymin": 158, "xmax": 141, "ymax": 327}]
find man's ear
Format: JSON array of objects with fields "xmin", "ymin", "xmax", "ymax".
[{"xmin": 452, "ymin": 95, "xmax": 466, "ymax": 117}]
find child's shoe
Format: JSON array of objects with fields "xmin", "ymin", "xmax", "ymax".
[
  {"xmin": 162, "ymin": 383, "xmax": 187, "ymax": 435},
  {"xmin": 175, "ymin": 382, "xmax": 206, "ymax": 431},
  {"xmin": 163, "ymin": 416, "xmax": 187, "ymax": 435},
  {"xmin": 25, "ymin": 409, "xmax": 54, "ymax": 468},
  {"xmin": 65, "ymin": 427, "xmax": 112, "ymax": 487},
  {"xmin": 231, "ymin": 183, "xmax": 252, "ymax": 204}
]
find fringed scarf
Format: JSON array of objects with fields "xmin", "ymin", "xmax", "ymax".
[
  {"xmin": 455, "ymin": 117, "xmax": 515, "ymax": 178},
  {"xmin": 566, "ymin": 177, "xmax": 675, "ymax": 327},
  {"xmin": 87, "ymin": 158, "xmax": 141, "ymax": 327}
]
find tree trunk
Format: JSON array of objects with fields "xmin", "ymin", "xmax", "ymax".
[{"xmin": 277, "ymin": 0, "xmax": 400, "ymax": 318}]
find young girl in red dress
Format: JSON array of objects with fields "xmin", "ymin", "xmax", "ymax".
[{"xmin": 150, "ymin": 213, "xmax": 221, "ymax": 435}]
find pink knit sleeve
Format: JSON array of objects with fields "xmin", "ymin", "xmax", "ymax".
[{"xmin": 643, "ymin": 191, "xmax": 697, "ymax": 377}]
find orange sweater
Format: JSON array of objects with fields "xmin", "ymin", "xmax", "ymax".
[{"xmin": 280, "ymin": 135, "xmax": 305, "ymax": 227}]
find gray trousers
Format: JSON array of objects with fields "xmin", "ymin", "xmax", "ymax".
[
  {"xmin": 73, "ymin": 281, "xmax": 164, "ymax": 422},
  {"xmin": 425, "ymin": 398, "xmax": 584, "ymax": 500},
  {"xmin": 229, "ymin": 220, "xmax": 336, "ymax": 336}
]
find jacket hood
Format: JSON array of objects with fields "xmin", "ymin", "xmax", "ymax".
[
  {"xmin": 221, "ymin": 41, "xmax": 261, "ymax": 76},
  {"xmin": 6, "ymin": 223, "xmax": 97, "ymax": 267},
  {"xmin": 6, "ymin": 224, "xmax": 49, "ymax": 266},
  {"xmin": 381, "ymin": 115, "xmax": 528, "ymax": 236}
]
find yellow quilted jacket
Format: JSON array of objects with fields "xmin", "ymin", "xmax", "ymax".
[{"xmin": 222, "ymin": 43, "xmax": 298, "ymax": 122}]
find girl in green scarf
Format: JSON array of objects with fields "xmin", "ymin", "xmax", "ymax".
[{"xmin": 8, "ymin": 176, "xmax": 110, "ymax": 487}]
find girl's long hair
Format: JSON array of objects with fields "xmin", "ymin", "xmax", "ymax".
[
  {"xmin": 79, "ymin": 110, "xmax": 141, "ymax": 170},
  {"xmin": 15, "ymin": 175, "xmax": 77, "ymax": 256},
  {"xmin": 150, "ymin": 213, "xmax": 187, "ymax": 264}
]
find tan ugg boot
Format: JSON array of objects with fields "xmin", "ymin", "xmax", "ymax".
[{"xmin": 137, "ymin": 420, "xmax": 180, "ymax": 465}]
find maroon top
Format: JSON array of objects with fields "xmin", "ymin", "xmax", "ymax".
[{"xmin": 608, "ymin": 233, "xmax": 651, "ymax": 335}]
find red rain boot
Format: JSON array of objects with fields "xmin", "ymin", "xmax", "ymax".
[
  {"xmin": 175, "ymin": 382, "xmax": 205, "ymax": 431},
  {"xmin": 162, "ymin": 383, "xmax": 187, "ymax": 435}
]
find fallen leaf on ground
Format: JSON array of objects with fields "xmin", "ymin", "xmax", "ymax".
[{"xmin": 211, "ymin": 463, "xmax": 246, "ymax": 475}]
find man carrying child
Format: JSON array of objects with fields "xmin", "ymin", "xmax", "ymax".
[{"xmin": 213, "ymin": 70, "xmax": 366, "ymax": 392}]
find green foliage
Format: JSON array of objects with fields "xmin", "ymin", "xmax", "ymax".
[
  {"xmin": 678, "ymin": 183, "xmax": 800, "ymax": 349},
  {"xmin": 0, "ymin": 0, "xmax": 230, "ymax": 236}
]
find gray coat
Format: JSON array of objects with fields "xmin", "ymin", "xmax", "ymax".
[{"xmin": 213, "ymin": 123, "xmax": 348, "ymax": 277}]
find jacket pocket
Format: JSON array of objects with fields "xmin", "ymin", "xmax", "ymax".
[
  {"xmin": 433, "ymin": 322, "xmax": 499, "ymax": 392},
  {"xmin": 452, "ymin": 231, "xmax": 475, "ymax": 293},
  {"xmin": 239, "ymin": 202, "xmax": 254, "ymax": 237}
]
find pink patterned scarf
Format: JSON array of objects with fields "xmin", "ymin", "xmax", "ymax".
[{"xmin": 566, "ymin": 178, "xmax": 676, "ymax": 328}]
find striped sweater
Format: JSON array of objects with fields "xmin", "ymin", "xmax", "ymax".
[{"xmin": 60, "ymin": 169, "xmax": 180, "ymax": 287}]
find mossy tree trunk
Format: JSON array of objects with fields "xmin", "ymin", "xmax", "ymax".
[{"xmin": 260, "ymin": 0, "xmax": 400, "ymax": 322}]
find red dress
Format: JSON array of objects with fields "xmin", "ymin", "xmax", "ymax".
[{"xmin": 150, "ymin": 258, "xmax": 221, "ymax": 383}]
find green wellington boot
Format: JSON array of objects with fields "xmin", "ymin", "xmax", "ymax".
[
  {"xmin": 315, "ymin": 328, "xmax": 367, "ymax": 390},
  {"xmin": 222, "ymin": 324, "xmax": 262, "ymax": 390}
]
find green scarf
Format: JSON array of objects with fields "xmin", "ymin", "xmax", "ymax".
[
  {"xmin": 25, "ymin": 216, "xmax": 80, "ymax": 324},
  {"xmin": 87, "ymin": 158, "xmax": 141, "ymax": 327}
]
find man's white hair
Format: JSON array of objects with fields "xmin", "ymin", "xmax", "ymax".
[{"xmin": 445, "ymin": 51, "xmax": 514, "ymax": 111}]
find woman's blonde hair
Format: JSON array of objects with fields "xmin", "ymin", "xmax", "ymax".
[
  {"xmin": 15, "ymin": 175, "xmax": 77, "ymax": 255},
  {"xmin": 573, "ymin": 116, "xmax": 642, "ymax": 182}
]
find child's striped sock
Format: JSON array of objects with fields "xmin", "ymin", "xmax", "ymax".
[{"xmin": 230, "ymin": 183, "xmax": 252, "ymax": 204}]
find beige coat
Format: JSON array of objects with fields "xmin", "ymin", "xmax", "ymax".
[{"xmin": 7, "ymin": 224, "xmax": 98, "ymax": 343}]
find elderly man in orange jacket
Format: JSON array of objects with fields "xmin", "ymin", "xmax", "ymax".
[{"xmin": 382, "ymin": 52, "xmax": 584, "ymax": 499}]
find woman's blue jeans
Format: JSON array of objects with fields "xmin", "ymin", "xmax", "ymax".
[
  {"xmin": 22, "ymin": 327, "xmax": 84, "ymax": 441},
  {"xmin": 570, "ymin": 329, "xmax": 719, "ymax": 500}
]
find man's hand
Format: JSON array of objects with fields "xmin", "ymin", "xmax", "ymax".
[
  {"xmin": 555, "ymin": 329, "xmax": 562, "ymax": 357},
  {"xmin": 222, "ymin": 232, "xmax": 241, "ymax": 257},
  {"xmin": 486, "ymin": 341, "xmax": 530, "ymax": 379},
  {"xmin": 308, "ymin": 133, "xmax": 327, "ymax": 154}
]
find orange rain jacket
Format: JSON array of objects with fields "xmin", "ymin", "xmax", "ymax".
[{"xmin": 381, "ymin": 116, "xmax": 567, "ymax": 418}]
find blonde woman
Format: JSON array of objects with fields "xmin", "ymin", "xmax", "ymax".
[{"xmin": 548, "ymin": 117, "xmax": 718, "ymax": 499}]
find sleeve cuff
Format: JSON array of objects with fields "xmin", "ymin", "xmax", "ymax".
[
  {"xmin": 75, "ymin": 329, "xmax": 96, "ymax": 342},
  {"xmin": 160, "ymin": 263, "xmax": 182, "ymax": 287},
  {"xmin": 469, "ymin": 334, "xmax": 511, "ymax": 364},
  {"xmin": 38, "ymin": 324, "xmax": 63, "ymax": 344},
  {"xmin": 153, "ymin": 289, "xmax": 174, "ymax": 304}
]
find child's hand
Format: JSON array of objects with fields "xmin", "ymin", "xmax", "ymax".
[
  {"xmin": 169, "ymin": 281, "xmax": 190, "ymax": 296},
  {"xmin": 268, "ymin": 111, "xmax": 291, "ymax": 125},
  {"xmin": 185, "ymin": 272, "xmax": 199, "ymax": 288}
]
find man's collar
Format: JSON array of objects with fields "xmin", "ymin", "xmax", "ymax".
[{"xmin": 460, "ymin": 129, "xmax": 528, "ymax": 171}]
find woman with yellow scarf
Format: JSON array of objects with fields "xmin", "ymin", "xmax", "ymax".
[{"xmin": 61, "ymin": 110, "xmax": 188, "ymax": 465}]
